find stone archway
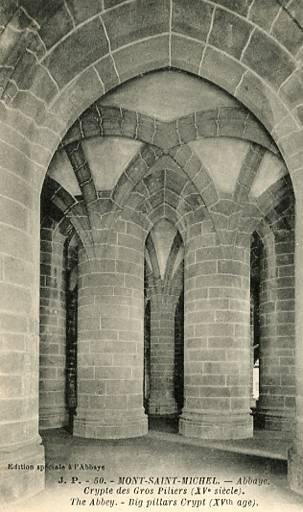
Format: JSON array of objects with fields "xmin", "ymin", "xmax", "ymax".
[{"xmin": 1, "ymin": 0, "xmax": 303, "ymax": 502}]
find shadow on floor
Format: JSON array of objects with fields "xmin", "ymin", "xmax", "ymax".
[
  {"xmin": 6, "ymin": 424, "xmax": 303, "ymax": 512},
  {"xmin": 148, "ymin": 415, "xmax": 179, "ymax": 433}
]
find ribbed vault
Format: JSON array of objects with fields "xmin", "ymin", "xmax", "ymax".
[{"xmin": 42, "ymin": 70, "xmax": 293, "ymax": 258}]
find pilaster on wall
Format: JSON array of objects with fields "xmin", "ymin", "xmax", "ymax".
[
  {"xmin": 175, "ymin": 293, "xmax": 184, "ymax": 411},
  {"xmin": 289, "ymin": 176, "xmax": 303, "ymax": 495},
  {"xmin": 74, "ymin": 216, "xmax": 148, "ymax": 439},
  {"xmin": 179, "ymin": 220, "xmax": 252, "ymax": 440},
  {"xmin": 65, "ymin": 252, "xmax": 79, "ymax": 428},
  {"xmin": 249, "ymin": 291, "xmax": 257, "ymax": 410},
  {"xmin": 39, "ymin": 221, "xmax": 68, "ymax": 429},
  {"xmin": 256, "ymin": 227, "xmax": 295, "ymax": 438}
]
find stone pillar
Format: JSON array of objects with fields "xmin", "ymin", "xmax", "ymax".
[
  {"xmin": 179, "ymin": 221, "xmax": 252, "ymax": 440},
  {"xmin": 66, "ymin": 260, "xmax": 78, "ymax": 430},
  {"xmin": 175, "ymin": 293, "xmax": 184, "ymax": 411},
  {"xmin": 250, "ymin": 294, "xmax": 256, "ymax": 409},
  {"xmin": 289, "ymin": 185, "xmax": 303, "ymax": 494},
  {"xmin": 257, "ymin": 230, "xmax": 295, "ymax": 437},
  {"xmin": 73, "ymin": 218, "xmax": 148, "ymax": 438},
  {"xmin": 0, "ymin": 185, "xmax": 44, "ymax": 501},
  {"xmin": 39, "ymin": 222, "xmax": 68, "ymax": 429},
  {"xmin": 148, "ymin": 286, "xmax": 179, "ymax": 416}
]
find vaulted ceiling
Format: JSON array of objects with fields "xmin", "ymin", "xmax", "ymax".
[{"xmin": 42, "ymin": 70, "xmax": 293, "ymax": 254}]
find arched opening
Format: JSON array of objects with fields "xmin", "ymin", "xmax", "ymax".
[{"xmin": 38, "ymin": 69, "xmax": 295, "ymax": 442}]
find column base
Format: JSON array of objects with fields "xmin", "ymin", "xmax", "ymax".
[
  {"xmin": 179, "ymin": 411, "xmax": 253, "ymax": 440},
  {"xmin": 73, "ymin": 411, "xmax": 148, "ymax": 439},
  {"xmin": 148, "ymin": 396, "xmax": 178, "ymax": 416},
  {"xmin": 39, "ymin": 408, "xmax": 68, "ymax": 430},
  {"xmin": 0, "ymin": 438, "xmax": 45, "ymax": 503},
  {"xmin": 255, "ymin": 408, "xmax": 295, "ymax": 439},
  {"xmin": 288, "ymin": 446, "xmax": 303, "ymax": 496}
]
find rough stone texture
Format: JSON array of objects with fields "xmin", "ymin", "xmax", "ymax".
[
  {"xmin": 39, "ymin": 222, "xmax": 68, "ymax": 429},
  {"xmin": 43, "ymin": 17, "xmax": 109, "ymax": 89},
  {"xmin": 289, "ymin": 447, "xmax": 303, "ymax": 495},
  {"xmin": 172, "ymin": 0, "xmax": 213, "ymax": 42},
  {"xmin": 209, "ymin": 8, "xmax": 253, "ymax": 61},
  {"xmin": 102, "ymin": 0, "xmax": 170, "ymax": 50},
  {"xmin": 248, "ymin": 0, "xmax": 281, "ymax": 32},
  {"xmin": 74, "ymin": 218, "xmax": 148, "ymax": 439},
  {"xmin": 148, "ymin": 289, "xmax": 180, "ymax": 416},
  {"xmin": 242, "ymin": 29, "xmax": 296, "ymax": 90},
  {"xmin": 289, "ymin": 180, "xmax": 303, "ymax": 496},
  {"xmin": 179, "ymin": 220, "xmax": 253, "ymax": 440},
  {"xmin": 256, "ymin": 229, "xmax": 295, "ymax": 438},
  {"xmin": 0, "ymin": 134, "xmax": 45, "ymax": 502}
]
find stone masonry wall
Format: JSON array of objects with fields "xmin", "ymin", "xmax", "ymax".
[
  {"xmin": 179, "ymin": 219, "xmax": 252, "ymax": 439},
  {"xmin": 257, "ymin": 228, "xmax": 295, "ymax": 437},
  {"xmin": 39, "ymin": 222, "xmax": 68, "ymax": 429}
]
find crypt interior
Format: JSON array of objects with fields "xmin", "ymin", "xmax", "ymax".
[{"xmin": 1, "ymin": 0, "xmax": 303, "ymax": 508}]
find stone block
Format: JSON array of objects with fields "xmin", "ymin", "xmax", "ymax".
[
  {"xmin": 171, "ymin": 35, "xmax": 204, "ymax": 75},
  {"xmin": 289, "ymin": 447, "xmax": 303, "ymax": 496},
  {"xmin": 236, "ymin": 71, "xmax": 287, "ymax": 131},
  {"xmin": 0, "ymin": 375, "xmax": 23, "ymax": 398},
  {"xmin": 210, "ymin": 8, "xmax": 252, "ymax": 60},
  {"xmin": 113, "ymin": 35, "xmax": 169, "ymax": 83},
  {"xmin": 153, "ymin": 122, "xmax": 179, "ymax": 149},
  {"xmin": 66, "ymin": 0, "xmax": 103, "ymax": 24},
  {"xmin": 186, "ymin": 310, "xmax": 215, "ymax": 325},
  {"xmin": 172, "ymin": 0, "xmax": 213, "ymax": 41},
  {"xmin": 38, "ymin": 2, "xmax": 74, "ymax": 50},
  {"xmin": 0, "ymin": 441, "xmax": 44, "ymax": 503},
  {"xmin": 248, "ymin": 0, "xmax": 280, "ymax": 31},
  {"xmin": 242, "ymin": 29, "xmax": 295, "ymax": 90},
  {"xmin": 272, "ymin": 8, "xmax": 303, "ymax": 55},
  {"xmin": 200, "ymin": 48, "xmax": 245, "ymax": 94},
  {"xmin": 218, "ymin": 260, "xmax": 248, "ymax": 276},
  {"xmin": 103, "ymin": 0, "xmax": 170, "ymax": 50},
  {"xmin": 0, "ymin": 283, "xmax": 31, "ymax": 315},
  {"xmin": 214, "ymin": 0, "xmax": 253, "ymax": 16},
  {"xmin": 118, "ymin": 246, "xmax": 142, "ymax": 263},
  {"xmin": 44, "ymin": 18, "xmax": 109, "ymax": 88},
  {"xmin": 187, "ymin": 261, "xmax": 217, "ymax": 278}
]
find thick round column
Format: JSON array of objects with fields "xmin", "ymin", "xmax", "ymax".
[
  {"xmin": 148, "ymin": 291, "xmax": 179, "ymax": 416},
  {"xmin": 39, "ymin": 223, "xmax": 68, "ymax": 428},
  {"xmin": 73, "ymin": 219, "xmax": 147, "ymax": 439},
  {"xmin": 179, "ymin": 221, "xmax": 252, "ymax": 440},
  {"xmin": 257, "ymin": 231, "xmax": 295, "ymax": 437},
  {"xmin": 0, "ymin": 183, "xmax": 44, "ymax": 501},
  {"xmin": 289, "ymin": 183, "xmax": 303, "ymax": 495}
]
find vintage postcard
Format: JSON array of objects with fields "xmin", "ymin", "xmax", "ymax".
[{"xmin": 0, "ymin": 1, "xmax": 302, "ymax": 511}]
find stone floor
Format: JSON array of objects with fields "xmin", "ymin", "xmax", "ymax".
[
  {"xmin": 148, "ymin": 417, "xmax": 290, "ymax": 460},
  {"xmin": 4, "ymin": 423, "xmax": 303, "ymax": 512}
]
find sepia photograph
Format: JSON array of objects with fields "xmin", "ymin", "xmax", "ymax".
[{"xmin": 0, "ymin": 0, "xmax": 303, "ymax": 511}]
